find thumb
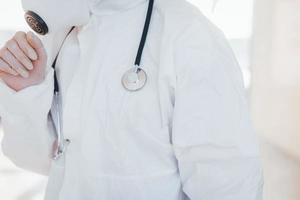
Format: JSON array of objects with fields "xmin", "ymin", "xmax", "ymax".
[{"xmin": 26, "ymin": 31, "xmax": 47, "ymax": 61}]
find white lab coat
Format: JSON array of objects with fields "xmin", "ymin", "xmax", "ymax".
[{"xmin": 0, "ymin": 0, "xmax": 263, "ymax": 199}]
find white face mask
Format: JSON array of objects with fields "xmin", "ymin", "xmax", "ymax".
[{"xmin": 22, "ymin": 0, "xmax": 91, "ymax": 35}]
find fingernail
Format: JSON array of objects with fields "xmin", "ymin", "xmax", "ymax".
[
  {"xmin": 20, "ymin": 69, "xmax": 29, "ymax": 78},
  {"xmin": 27, "ymin": 62, "xmax": 34, "ymax": 70},
  {"xmin": 7, "ymin": 67, "xmax": 18, "ymax": 76},
  {"xmin": 30, "ymin": 50, "xmax": 38, "ymax": 60},
  {"xmin": 28, "ymin": 48, "xmax": 38, "ymax": 61},
  {"xmin": 10, "ymin": 70, "xmax": 18, "ymax": 76}
]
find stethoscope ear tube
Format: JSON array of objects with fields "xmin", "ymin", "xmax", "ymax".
[
  {"xmin": 50, "ymin": 27, "xmax": 75, "ymax": 160},
  {"xmin": 51, "ymin": 92, "xmax": 67, "ymax": 160},
  {"xmin": 134, "ymin": 0, "xmax": 154, "ymax": 66},
  {"xmin": 52, "ymin": 27, "xmax": 75, "ymax": 94}
]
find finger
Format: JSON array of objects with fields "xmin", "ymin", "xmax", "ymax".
[
  {"xmin": 6, "ymin": 39, "xmax": 34, "ymax": 70},
  {"xmin": 14, "ymin": 31, "xmax": 38, "ymax": 60},
  {"xmin": 26, "ymin": 31, "xmax": 47, "ymax": 61},
  {"xmin": 0, "ymin": 48, "xmax": 29, "ymax": 78},
  {"xmin": 0, "ymin": 58, "xmax": 18, "ymax": 76}
]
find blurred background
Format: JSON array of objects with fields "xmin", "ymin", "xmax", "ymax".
[{"xmin": 0, "ymin": 0, "xmax": 299, "ymax": 199}]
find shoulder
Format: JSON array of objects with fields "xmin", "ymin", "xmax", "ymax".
[
  {"xmin": 155, "ymin": 0, "xmax": 225, "ymax": 41},
  {"xmin": 155, "ymin": 1, "xmax": 245, "ymax": 94}
]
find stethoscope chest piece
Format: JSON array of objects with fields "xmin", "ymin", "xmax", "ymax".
[{"xmin": 122, "ymin": 66, "xmax": 147, "ymax": 91}]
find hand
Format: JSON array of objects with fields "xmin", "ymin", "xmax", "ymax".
[{"xmin": 0, "ymin": 31, "xmax": 47, "ymax": 91}]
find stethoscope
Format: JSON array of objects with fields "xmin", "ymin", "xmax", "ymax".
[{"xmin": 45, "ymin": 0, "xmax": 154, "ymax": 160}]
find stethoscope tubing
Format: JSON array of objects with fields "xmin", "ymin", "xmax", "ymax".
[
  {"xmin": 135, "ymin": 0, "xmax": 154, "ymax": 66},
  {"xmin": 50, "ymin": 0, "xmax": 155, "ymax": 160}
]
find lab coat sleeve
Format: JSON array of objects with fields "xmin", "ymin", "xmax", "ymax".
[
  {"xmin": 0, "ymin": 67, "xmax": 55, "ymax": 176},
  {"xmin": 172, "ymin": 19, "xmax": 263, "ymax": 200}
]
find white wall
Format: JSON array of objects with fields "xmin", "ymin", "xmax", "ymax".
[
  {"xmin": 251, "ymin": 0, "xmax": 300, "ymax": 159},
  {"xmin": 0, "ymin": 1, "xmax": 27, "ymax": 30}
]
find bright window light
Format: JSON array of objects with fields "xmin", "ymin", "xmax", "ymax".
[
  {"xmin": 188, "ymin": 0, "xmax": 254, "ymax": 39},
  {"xmin": 0, "ymin": 2, "xmax": 28, "ymax": 30}
]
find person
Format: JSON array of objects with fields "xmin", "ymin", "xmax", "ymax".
[{"xmin": 0, "ymin": 0, "xmax": 263, "ymax": 199}]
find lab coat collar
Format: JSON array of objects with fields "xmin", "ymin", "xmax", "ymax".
[{"xmin": 89, "ymin": 0, "xmax": 148, "ymax": 16}]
